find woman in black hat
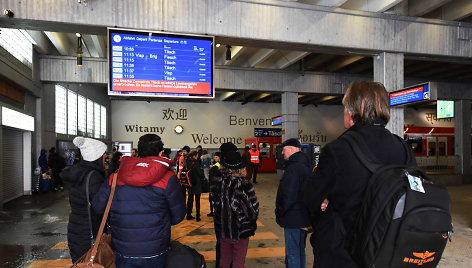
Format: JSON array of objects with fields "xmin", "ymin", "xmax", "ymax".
[{"xmin": 211, "ymin": 144, "xmax": 259, "ymax": 268}]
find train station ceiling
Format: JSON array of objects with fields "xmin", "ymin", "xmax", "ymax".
[{"xmin": 3, "ymin": 0, "xmax": 472, "ymax": 106}]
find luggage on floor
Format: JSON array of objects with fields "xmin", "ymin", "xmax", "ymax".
[
  {"xmin": 166, "ymin": 240, "xmax": 205, "ymax": 268},
  {"xmin": 32, "ymin": 167, "xmax": 41, "ymax": 193},
  {"xmin": 41, "ymin": 171, "xmax": 52, "ymax": 192}
]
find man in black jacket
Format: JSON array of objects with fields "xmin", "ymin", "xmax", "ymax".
[
  {"xmin": 276, "ymin": 138, "xmax": 311, "ymax": 268},
  {"xmin": 303, "ymin": 81, "xmax": 408, "ymax": 268}
]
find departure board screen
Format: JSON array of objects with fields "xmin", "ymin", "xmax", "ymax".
[
  {"xmin": 389, "ymin": 83, "xmax": 430, "ymax": 107},
  {"xmin": 108, "ymin": 28, "xmax": 214, "ymax": 99}
]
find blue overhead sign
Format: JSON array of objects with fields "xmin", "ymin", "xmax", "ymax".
[
  {"xmin": 254, "ymin": 128, "xmax": 282, "ymax": 137},
  {"xmin": 271, "ymin": 115, "xmax": 282, "ymax": 126},
  {"xmin": 389, "ymin": 83, "xmax": 430, "ymax": 106}
]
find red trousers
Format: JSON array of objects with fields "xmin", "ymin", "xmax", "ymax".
[{"xmin": 219, "ymin": 237, "xmax": 250, "ymax": 268}]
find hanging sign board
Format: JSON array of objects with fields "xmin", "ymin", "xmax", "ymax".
[{"xmin": 389, "ymin": 82, "xmax": 430, "ymax": 107}]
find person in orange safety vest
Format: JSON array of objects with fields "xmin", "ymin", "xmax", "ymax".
[{"xmin": 249, "ymin": 144, "xmax": 261, "ymax": 184}]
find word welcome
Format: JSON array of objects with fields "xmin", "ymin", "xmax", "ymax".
[
  {"xmin": 191, "ymin": 134, "xmax": 243, "ymax": 145},
  {"xmin": 124, "ymin": 125, "xmax": 165, "ymax": 134}
]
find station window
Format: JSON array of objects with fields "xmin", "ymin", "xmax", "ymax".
[
  {"xmin": 86, "ymin": 99, "xmax": 94, "ymax": 137},
  {"xmin": 94, "ymin": 103, "xmax": 101, "ymax": 139},
  {"xmin": 405, "ymin": 137, "xmax": 422, "ymax": 153},
  {"xmin": 77, "ymin": 95, "xmax": 86, "ymax": 135},
  {"xmin": 67, "ymin": 90, "xmax": 77, "ymax": 135},
  {"xmin": 438, "ymin": 142, "xmax": 446, "ymax": 156},
  {"xmin": 259, "ymin": 143, "xmax": 271, "ymax": 158},
  {"xmin": 55, "ymin": 85, "xmax": 67, "ymax": 134},
  {"xmin": 273, "ymin": 143, "xmax": 281, "ymax": 159},
  {"xmin": 428, "ymin": 142, "xmax": 436, "ymax": 156},
  {"xmin": 54, "ymin": 84, "xmax": 107, "ymax": 139},
  {"xmin": 101, "ymin": 105, "xmax": 107, "ymax": 138},
  {"xmin": 0, "ymin": 28, "xmax": 34, "ymax": 68}
]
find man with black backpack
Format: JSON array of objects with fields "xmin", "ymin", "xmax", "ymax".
[{"xmin": 303, "ymin": 81, "xmax": 452, "ymax": 268}]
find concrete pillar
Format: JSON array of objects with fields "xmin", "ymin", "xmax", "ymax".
[
  {"xmin": 279, "ymin": 92, "xmax": 299, "ymax": 181},
  {"xmin": 374, "ymin": 52, "xmax": 404, "ymax": 137},
  {"xmin": 0, "ymin": 108, "xmax": 3, "ymax": 209},
  {"xmin": 281, "ymin": 92, "xmax": 299, "ymax": 141},
  {"xmin": 454, "ymin": 100, "xmax": 471, "ymax": 176}
]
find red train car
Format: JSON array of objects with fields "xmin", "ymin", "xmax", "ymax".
[
  {"xmin": 244, "ymin": 137, "xmax": 281, "ymax": 172},
  {"xmin": 404, "ymin": 126, "xmax": 459, "ymax": 170}
]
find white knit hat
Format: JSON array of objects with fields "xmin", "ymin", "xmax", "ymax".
[{"xmin": 73, "ymin": 137, "xmax": 107, "ymax": 162}]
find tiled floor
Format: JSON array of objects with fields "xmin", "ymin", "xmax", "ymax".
[{"xmin": 1, "ymin": 173, "xmax": 471, "ymax": 267}]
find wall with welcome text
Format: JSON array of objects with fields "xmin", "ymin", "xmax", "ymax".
[{"xmin": 111, "ymin": 100, "xmax": 345, "ymax": 149}]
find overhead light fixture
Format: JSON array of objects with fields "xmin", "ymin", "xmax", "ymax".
[
  {"xmin": 77, "ymin": 35, "xmax": 83, "ymax": 67},
  {"xmin": 3, "ymin": 9, "xmax": 14, "ymax": 18},
  {"xmin": 216, "ymin": 43, "xmax": 221, "ymax": 48},
  {"xmin": 225, "ymin": 45, "xmax": 232, "ymax": 61}
]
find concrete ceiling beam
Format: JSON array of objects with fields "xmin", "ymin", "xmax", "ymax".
[
  {"xmin": 246, "ymin": 48, "xmax": 277, "ymax": 68},
  {"xmin": 441, "ymin": 0, "xmax": 472, "ymax": 20},
  {"xmin": 341, "ymin": 0, "xmax": 403, "ymax": 12},
  {"xmin": 272, "ymin": 51, "xmax": 310, "ymax": 69},
  {"xmin": 408, "ymin": 0, "xmax": 453, "ymax": 17}
]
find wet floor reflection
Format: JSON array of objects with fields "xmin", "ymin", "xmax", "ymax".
[{"xmin": 0, "ymin": 244, "xmax": 48, "ymax": 268}]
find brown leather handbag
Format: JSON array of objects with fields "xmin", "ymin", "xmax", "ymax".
[{"xmin": 72, "ymin": 173, "xmax": 118, "ymax": 268}]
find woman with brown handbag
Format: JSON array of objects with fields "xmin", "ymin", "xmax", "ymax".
[
  {"xmin": 93, "ymin": 134, "xmax": 186, "ymax": 268},
  {"xmin": 60, "ymin": 137, "xmax": 107, "ymax": 263}
]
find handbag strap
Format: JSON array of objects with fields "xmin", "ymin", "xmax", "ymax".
[
  {"xmin": 87, "ymin": 172, "xmax": 118, "ymax": 265},
  {"xmin": 85, "ymin": 170, "xmax": 95, "ymax": 247}
]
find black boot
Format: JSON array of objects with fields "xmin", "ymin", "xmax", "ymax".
[{"xmin": 187, "ymin": 214, "xmax": 195, "ymax": 220}]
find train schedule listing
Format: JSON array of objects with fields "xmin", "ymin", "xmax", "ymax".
[{"xmin": 110, "ymin": 32, "xmax": 212, "ymax": 95}]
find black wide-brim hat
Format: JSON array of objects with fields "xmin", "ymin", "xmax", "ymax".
[
  {"xmin": 221, "ymin": 151, "xmax": 246, "ymax": 170},
  {"xmin": 220, "ymin": 142, "xmax": 238, "ymax": 156}
]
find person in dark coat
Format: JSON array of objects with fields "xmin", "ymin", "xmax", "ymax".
[
  {"xmin": 209, "ymin": 152, "xmax": 223, "ymax": 266},
  {"xmin": 186, "ymin": 150, "xmax": 204, "ymax": 222},
  {"xmin": 303, "ymin": 81, "xmax": 409, "ymax": 268},
  {"xmin": 106, "ymin": 151, "xmax": 122, "ymax": 178},
  {"xmin": 211, "ymin": 143, "xmax": 259, "ymax": 268},
  {"xmin": 60, "ymin": 137, "xmax": 107, "ymax": 263},
  {"xmin": 48, "ymin": 147, "xmax": 66, "ymax": 191},
  {"xmin": 38, "ymin": 149, "xmax": 48, "ymax": 173},
  {"xmin": 93, "ymin": 134, "xmax": 186, "ymax": 268},
  {"xmin": 276, "ymin": 138, "xmax": 311, "ymax": 268}
]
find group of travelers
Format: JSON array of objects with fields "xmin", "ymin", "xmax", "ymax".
[
  {"xmin": 51, "ymin": 80, "xmax": 410, "ymax": 268},
  {"xmin": 38, "ymin": 147, "xmax": 67, "ymax": 191},
  {"xmin": 59, "ymin": 134, "xmax": 260, "ymax": 267}
]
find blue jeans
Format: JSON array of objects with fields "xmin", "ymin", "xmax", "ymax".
[
  {"xmin": 116, "ymin": 253, "xmax": 166, "ymax": 268},
  {"xmin": 284, "ymin": 228, "xmax": 307, "ymax": 268}
]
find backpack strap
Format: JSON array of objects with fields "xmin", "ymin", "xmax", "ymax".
[
  {"xmin": 85, "ymin": 170, "xmax": 95, "ymax": 246},
  {"xmin": 342, "ymin": 131, "xmax": 415, "ymax": 173},
  {"xmin": 393, "ymin": 134, "xmax": 416, "ymax": 166},
  {"xmin": 342, "ymin": 131, "xmax": 383, "ymax": 173}
]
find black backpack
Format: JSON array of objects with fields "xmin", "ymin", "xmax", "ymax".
[{"xmin": 342, "ymin": 131, "xmax": 453, "ymax": 268}]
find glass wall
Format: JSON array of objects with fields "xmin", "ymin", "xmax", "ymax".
[{"xmin": 54, "ymin": 84, "xmax": 107, "ymax": 139}]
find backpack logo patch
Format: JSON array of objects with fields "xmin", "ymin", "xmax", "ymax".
[
  {"xmin": 403, "ymin": 251, "xmax": 435, "ymax": 265},
  {"xmin": 136, "ymin": 162, "xmax": 149, "ymax": 167}
]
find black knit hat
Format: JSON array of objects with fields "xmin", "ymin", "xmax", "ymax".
[
  {"xmin": 221, "ymin": 151, "xmax": 246, "ymax": 170},
  {"xmin": 281, "ymin": 138, "xmax": 301, "ymax": 148},
  {"xmin": 182, "ymin": 145, "xmax": 190, "ymax": 153}
]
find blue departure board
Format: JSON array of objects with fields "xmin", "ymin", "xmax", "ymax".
[
  {"xmin": 390, "ymin": 83, "xmax": 430, "ymax": 106},
  {"xmin": 108, "ymin": 28, "xmax": 214, "ymax": 99}
]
